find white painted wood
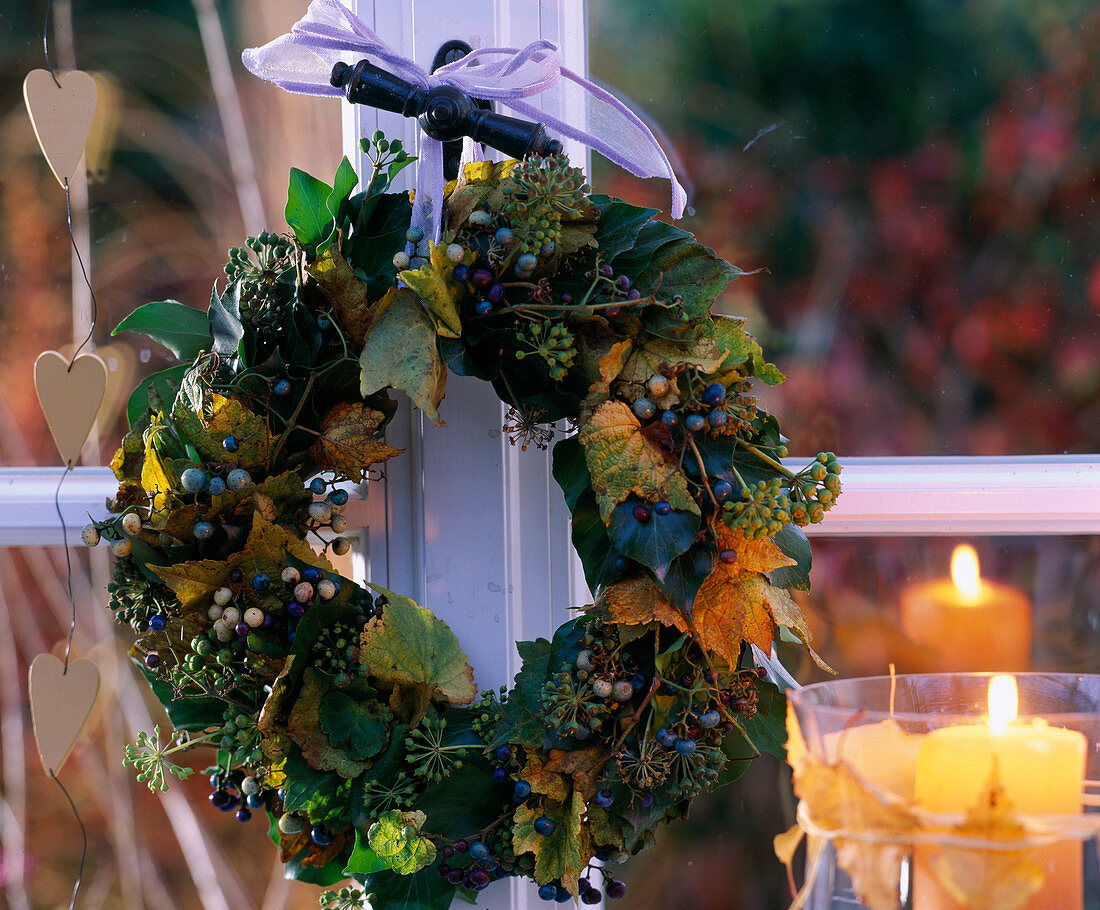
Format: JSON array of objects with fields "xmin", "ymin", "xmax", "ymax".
[{"xmin": 10, "ymin": 457, "xmax": 1100, "ymax": 548}]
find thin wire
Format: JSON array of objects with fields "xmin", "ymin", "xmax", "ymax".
[
  {"xmin": 50, "ymin": 771, "xmax": 87, "ymax": 910},
  {"xmin": 43, "ymin": 0, "xmax": 61, "ymax": 88},
  {"xmin": 64, "ymin": 180, "xmax": 97, "ymax": 367},
  {"xmin": 54, "ymin": 467, "xmax": 76, "ymax": 673}
]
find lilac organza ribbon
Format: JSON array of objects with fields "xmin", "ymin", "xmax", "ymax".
[{"xmin": 241, "ymin": 0, "xmax": 686, "ymax": 241}]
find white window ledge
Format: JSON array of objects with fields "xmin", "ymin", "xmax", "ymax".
[{"xmin": 1, "ymin": 455, "xmax": 1098, "ymax": 547}]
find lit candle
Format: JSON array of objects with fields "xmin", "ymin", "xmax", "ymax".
[
  {"xmin": 913, "ymin": 675, "xmax": 1087, "ymax": 910},
  {"xmin": 900, "ymin": 545, "xmax": 1031, "ymax": 672}
]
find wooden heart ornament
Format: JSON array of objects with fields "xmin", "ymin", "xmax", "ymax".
[
  {"xmin": 23, "ymin": 69, "xmax": 98, "ymax": 187},
  {"xmin": 29, "ymin": 653, "xmax": 100, "ymax": 775},
  {"xmin": 34, "ymin": 350, "xmax": 108, "ymax": 467}
]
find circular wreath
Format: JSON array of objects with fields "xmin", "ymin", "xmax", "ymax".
[{"xmin": 90, "ymin": 136, "xmax": 841, "ymax": 909}]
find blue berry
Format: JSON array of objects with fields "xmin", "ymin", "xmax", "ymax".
[
  {"xmin": 494, "ymin": 227, "xmax": 515, "ymax": 247},
  {"xmin": 149, "ymin": 615, "xmax": 167, "ymax": 632},
  {"xmin": 699, "ymin": 710, "xmax": 721, "ymax": 729},
  {"xmin": 235, "ymin": 806, "xmax": 252, "ymax": 822},
  {"xmin": 674, "ymin": 737, "xmax": 697, "ymax": 756},
  {"xmin": 406, "ymin": 227, "xmax": 425, "ymax": 244},
  {"xmin": 209, "ymin": 773, "xmax": 221, "ymax": 788},
  {"xmin": 630, "ymin": 672, "xmax": 647, "ymax": 691},
  {"xmin": 639, "ymin": 791, "xmax": 654, "ymax": 807},
  {"xmin": 554, "ymin": 887, "xmax": 571, "ymax": 903},
  {"xmin": 713, "ymin": 480, "xmax": 733, "ymax": 501},
  {"xmin": 534, "ymin": 816, "xmax": 556, "ymax": 836},
  {"xmin": 246, "ymin": 793, "xmax": 264, "ymax": 809},
  {"xmin": 632, "ymin": 397, "xmax": 657, "ymax": 420},
  {"xmin": 226, "ymin": 468, "xmax": 251, "ymax": 491},
  {"xmin": 193, "ymin": 521, "xmax": 215, "ymax": 540},
  {"xmin": 513, "ymin": 779, "xmax": 532, "ymax": 800},
  {"xmin": 487, "ymin": 283, "xmax": 505, "ymax": 304},
  {"xmin": 516, "ymin": 253, "xmax": 538, "ymax": 272},
  {"xmin": 684, "ymin": 414, "xmax": 706, "ymax": 432},
  {"xmin": 273, "ymin": 379, "xmax": 291, "ymax": 396},
  {"xmin": 329, "ymin": 489, "xmax": 349, "ymax": 506},
  {"xmin": 495, "ymin": 746, "xmax": 512, "ymax": 762},
  {"xmin": 222, "ymin": 435, "xmax": 239, "ymax": 453},
  {"xmin": 317, "ymin": 314, "xmax": 330, "ymax": 329},
  {"xmin": 492, "ymin": 767, "xmax": 507, "ymax": 784},
  {"xmin": 452, "ymin": 264, "xmax": 470, "ymax": 282},
  {"xmin": 311, "ymin": 825, "xmax": 333, "ymax": 846},
  {"xmin": 207, "ymin": 477, "xmax": 226, "ymax": 496},
  {"xmin": 309, "ymin": 477, "xmax": 327, "ymax": 495},
  {"xmin": 287, "ymin": 601, "xmax": 305, "ymax": 619},
  {"xmin": 656, "ymin": 727, "xmax": 676, "ymax": 748},
  {"xmin": 654, "ymin": 501, "xmax": 671, "ymax": 516},
  {"xmin": 660, "ymin": 409, "xmax": 679, "ymax": 427},
  {"xmin": 180, "ymin": 468, "xmax": 206, "ymax": 493},
  {"xmin": 475, "ymin": 300, "xmax": 493, "ymax": 316},
  {"xmin": 612, "ymin": 556, "xmax": 632, "ymax": 575},
  {"xmin": 595, "ymin": 789, "xmax": 614, "ymax": 808},
  {"xmin": 538, "ymin": 884, "xmax": 558, "ymax": 901},
  {"xmin": 469, "ymin": 841, "xmax": 489, "ymax": 860},
  {"xmin": 702, "ymin": 382, "xmax": 726, "ymax": 406},
  {"xmin": 708, "ymin": 409, "xmax": 727, "ymax": 428},
  {"xmin": 252, "ymin": 573, "xmax": 271, "ymax": 591},
  {"xmin": 302, "ymin": 566, "xmax": 323, "ymax": 583}
]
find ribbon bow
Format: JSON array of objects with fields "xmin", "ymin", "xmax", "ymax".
[{"xmin": 242, "ymin": 0, "xmax": 686, "ymax": 241}]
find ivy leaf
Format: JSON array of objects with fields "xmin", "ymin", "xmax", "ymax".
[
  {"xmin": 153, "ymin": 514, "xmax": 332, "ymax": 610},
  {"xmin": 635, "ymin": 236, "xmax": 744, "ymax": 319},
  {"xmin": 568, "ymin": 493, "xmax": 621, "ymax": 593},
  {"xmin": 319, "ymin": 156, "xmax": 359, "ymax": 254},
  {"xmin": 286, "ymin": 167, "xmax": 334, "ymax": 253},
  {"xmin": 308, "ymin": 246, "xmax": 372, "ymax": 347},
  {"xmin": 288, "ymin": 670, "xmax": 373, "ymax": 778},
  {"xmin": 743, "ymin": 681, "xmax": 788, "ymax": 760},
  {"xmin": 208, "ymin": 281, "xmax": 245, "ymax": 359},
  {"xmin": 355, "ymin": 868, "xmax": 455, "ymax": 910},
  {"xmin": 172, "ymin": 374, "xmax": 272, "ymax": 467},
  {"xmin": 578, "ymin": 400, "xmax": 698, "ymax": 521},
  {"xmin": 359, "ymin": 585, "xmax": 477, "ymax": 720},
  {"xmin": 368, "ymin": 809, "xmax": 437, "ymax": 876},
  {"xmin": 709, "ymin": 314, "xmax": 785, "ymax": 386},
  {"xmin": 415, "ymin": 762, "xmax": 508, "ymax": 841},
  {"xmin": 657, "ymin": 544, "xmax": 716, "ymax": 612},
  {"xmin": 344, "ymin": 192, "xmax": 412, "ymax": 300},
  {"xmin": 311, "ymin": 401, "xmax": 404, "ymax": 481},
  {"xmin": 512, "ymin": 791, "xmax": 590, "ymax": 895},
  {"xmin": 607, "ymin": 497, "xmax": 699, "ymax": 581},
  {"xmin": 398, "ymin": 242, "xmax": 470, "ymax": 338},
  {"xmin": 344, "ymin": 830, "xmax": 389, "ymax": 876},
  {"xmin": 281, "ymin": 746, "xmax": 357, "ymax": 828},
  {"xmin": 617, "ymin": 332, "xmax": 726, "ymax": 390},
  {"xmin": 319, "ymin": 688, "xmax": 391, "ymax": 762},
  {"xmin": 112, "ymin": 300, "xmax": 211, "ymax": 361},
  {"xmin": 489, "ymin": 637, "xmax": 551, "ymax": 750},
  {"xmin": 589, "ymin": 196, "xmax": 659, "ymax": 262},
  {"xmin": 602, "ymin": 575, "xmax": 690, "ymax": 638},
  {"xmin": 125, "ymin": 364, "xmax": 187, "ymax": 429},
  {"xmin": 359, "ymin": 287, "xmax": 448, "ymax": 425},
  {"xmin": 140, "ymin": 430, "xmax": 180, "ymax": 518},
  {"xmin": 770, "ymin": 523, "xmax": 813, "ymax": 591},
  {"xmin": 542, "ymin": 747, "xmax": 607, "ymax": 801}
]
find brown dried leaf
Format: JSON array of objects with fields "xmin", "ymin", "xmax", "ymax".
[
  {"xmin": 311, "ymin": 401, "xmax": 404, "ymax": 481},
  {"xmin": 544, "ymin": 746, "xmax": 608, "ymax": 800},
  {"xmin": 602, "ymin": 575, "xmax": 690, "ymax": 636},
  {"xmin": 308, "ymin": 247, "xmax": 371, "ymax": 347},
  {"xmin": 521, "ymin": 752, "xmax": 569, "ymax": 803}
]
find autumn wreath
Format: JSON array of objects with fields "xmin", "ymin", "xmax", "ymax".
[{"xmin": 88, "ymin": 135, "xmax": 840, "ymax": 909}]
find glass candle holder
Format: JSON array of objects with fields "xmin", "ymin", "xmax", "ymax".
[{"xmin": 786, "ymin": 673, "xmax": 1100, "ymax": 910}]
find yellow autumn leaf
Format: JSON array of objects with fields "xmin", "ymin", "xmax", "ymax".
[
  {"xmin": 140, "ymin": 429, "xmax": 180, "ymax": 518},
  {"xmin": 693, "ymin": 569, "xmax": 768, "ymax": 665},
  {"xmin": 543, "ymin": 746, "xmax": 608, "ymax": 800},
  {"xmin": 601, "ymin": 575, "xmax": 690, "ymax": 636},
  {"xmin": 581, "ymin": 339, "xmax": 632, "ymax": 414},
  {"xmin": 578, "ymin": 399, "xmax": 698, "ymax": 521},
  {"xmin": 792, "ymin": 755, "xmax": 917, "ymax": 835},
  {"xmin": 835, "ymin": 839, "xmax": 910, "ymax": 910},
  {"xmin": 171, "ymin": 385, "xmax": 273, "ymax": 468},
  {"xmin": 512, "ymin": 791, "xmax": 591, "ymax": 896},
  {"xmin": 398, "ymin": 241, "xmax": 471, "ymax": 338},
  {"xmin": 308, "ymin": 246, "xmax": 372, "ymax": 348},
  {"xmin": 520, "ymin": 752, "xmax": 569, "ymax": 803},
  {"xmin": 618, "ymin": 332, "xmax": 726, "ymax": 389},
  {"xmin": 931, "ymin": 766, "xmax": 1045, "ymax": 910},
  {"xmin": 311, "ymin": 401, "xmax": 404, "ymax": 481},
  {"xmin": 711, "ymin": 521, "xmax": 795, "ymax": 574}
]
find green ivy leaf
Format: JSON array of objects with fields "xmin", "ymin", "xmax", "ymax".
[
  {"xmin": 125, "ymin": 364, "xmax": 188, "ymax": 428},
  {"xmin": 286, "ymin": 167, "xmax": 334, "ymax": 253},
  {"xmin": 656, "ymin": 543, "xmax": 716, "ymax": 613},
  {"xmin": 607, "ymin": 497, "xmax": 700, "ymax": 581},
  {"xmin": 743, "ymin": 682, "xmax": 787, "ymax": 760},
  {"xmin": 589, "ymin": 195, "xmax": 660, "ymax": 262},
  {"xmin": 356, "ymin": 868, "xmax": 455, "ymax": 910},
  {"xmin": 319, "ymin": 689, "xmax": 390, "ymax": 762},
  {"xmin": 489, "ymin": 637, "xmax": 552, "ymax": 750},
  {"xmin": 319, "ymin": 156, "xmax": 360, "ymax": 254},
  {"xmin": 636, "ymin": 236, "xmax": 744, "ymax": 319},
  {"xmin": 368, "ymin": 809, "xmax": 437, "ymax": 875},
  {"xmin": 551, "ymin": 436, "xmax": 589, "ymax": 512},
  {"xmin": 281, "ymin": 748, "xmax": 356, "ymax": 829},
  {"xmin": 112, "ymin": 300, "xmax": 211, "ymax": 361},
  {"xmin": 208, "ymin": 281, "xmax": 245, "ymax": 359},
  {"xmin": 415, "ymin": 762, "xmax": 506, "ymax": 842},
  {"xmin": 360, "ymin": 585, "xmax": 477, "ymax": 720},
  {"xmin": 344, "ymin": 829, "xmax": 389, "ymax": 876},
  {"xmin": 344, "ymin": 192, "xmax": 412, "ymax": 300},
  {"xmin": 568, "ymin": 492, "xmax": 623, "ymax": 593},
  {"xmin": 513, "ymin": 791, "xmax": 589, "ymax": 894},
  {"xmin": 770, "ymin": 523, "xmax": 812, "ymax": 592}
]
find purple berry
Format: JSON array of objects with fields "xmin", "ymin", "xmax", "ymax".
[
  {"xmin": 632, "ymin": 504, "xmax": 650, "ymax": 523},
  {"xmin": 235, "ymin": 622, "xmax": 249, "ymax": 636},
  {"xmin": 606, "ymin": 880, "xmax": 627, "ymax": 900},
  {"xmin": 145, "ymin": 653, "xmax": 161, "ymax": 669},
  {"xmin": 487, "ymin": 283, "xmax": 505, "ymax": 303},
  {"xmin": 454, "ymin": 839, "xmax": 468, "ymax": 853},
  {"xmin": 472, "ymin": 268, "xmax": 493, "ymax": 287},
  {"xmin": 446, "ymin": 869, "xmax": 465, "ymax": 885},
  {"xmin": 615, "ymin": 275, "xmax": 631, "ymax": 291},
  {"xmin": 720, "ymin": 549, "xmax": 738, "ymax": 565},
  {"xmin": 599, "ymin": 264, "xmax": 613, "ymax": 278},
  {"xmin": 468, "ymin": 869, "xmax": 491, "ymax": 889},
  {"xmin": 492, "ymin": 767, "xmax": 507, "ymax": 783},
  {"xmin": 230, "ymin": 568, "xmax": 243, "ymax": 583},
  {"xmin": 640, "ymin": 791, "xmax": 654, "ymax": 807},
  {"xmin": 581, "ymin": 889, "xmax": 602, "ymax": 904},
  {"xmin": 560, "ymin": 293, "xmax": 573, "ymax": 305},
  {"xmin": 626, "ymin": 288, "xmax": 642, "ymax": 300},
  {"xmin": 287, "ymin": 601, "xmax": 305, "ymax": 619},
  {"xmin": 235, "ymin": 806, "xmax": 252, "ymax": 822}
]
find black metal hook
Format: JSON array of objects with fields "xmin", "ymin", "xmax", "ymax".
[{"xmin": 330, "ymin": 49, "xmax": 562, "ymax": 180}]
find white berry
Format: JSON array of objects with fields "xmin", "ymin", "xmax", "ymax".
[
  {"xmin": 317, "ymin": 580, "xmax": 337, "ymax": 600},
  {"xmin": 244, "ymin": 607, "xmax": 264, "ymax": 628},
  {"xmin": 220, "ymin": 606, "xmax": 240, "ymax": 627},
  {"xmin": 226, "ymin": 468, "xmax": 252, "ymax": 492},
  {"xmin": 392, "ymin": 251, "xmax": 411, "ymax": 270},
  {"xmin": 330, "ymin": 514, "xmax": 348, "ymax": 534},
  {"xmin": 214, "ymin": 586, "xmax": 233, "ymax": 606},
  {"xmin": 294, "ymin": 582, "xmax": 314, "ymax": 603},
  {"xmin": 110, "ymin": 537, "xmax": 132, "ymax": 558},
  {"xmin": 332, "ymin": 537, "xmax": 352, "ymax": 556},
  {"xmin": 80, "ymin": 524, "xmax": 100, "ymax": 547},
  {"xmin": 308, "ymin": 501, "xmax": 332, "ymax": 523},
  {"xmin": 121, "ymin": 512, "xmax": 142, "ymax": 535},
  {"xmin": 212, "ymin": 619, "xmax": 232, "ymax": 642},
  {"xmin": 446, "ymin": 243, "xmax": 465, "ymax": 263},
  {"xmin": 281, "ymin": 567, "xmax": 300, "ymax": 585}
]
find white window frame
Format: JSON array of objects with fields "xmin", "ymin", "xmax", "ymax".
[{"xmin": 5, "ymin": 3, "xmax": 1100, "ymax": 910}]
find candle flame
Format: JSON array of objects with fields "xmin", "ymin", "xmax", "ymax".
[
  {"xmin": 988, "ymin": 674, "xmax": 1018, "ymax": 734},
  {"xmin": 950, "ymin": 544, "xmax": 983, "ymax": 604}
]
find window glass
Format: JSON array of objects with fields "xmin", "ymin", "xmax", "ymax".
[{"xmin": 589, "ymin": 0, "xmax": 1100, "ymax": 456}]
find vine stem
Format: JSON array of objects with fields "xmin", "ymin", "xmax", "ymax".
[
  {"xmin": 686, "ymin": 435, "xmax": 720, "ymax": 511},
  {"xmin": 743, "ymin": 442, "xmax": 797, "ymax": 480},
  {"xmin": 268, "ymin": 372, "xmax": 316, "ymax": 469}
]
